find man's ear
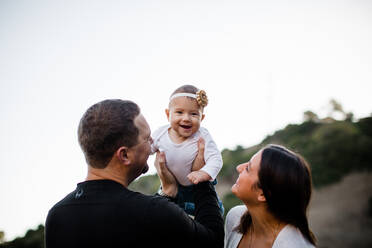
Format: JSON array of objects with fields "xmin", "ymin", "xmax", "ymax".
[
  {"xmin": 116, "ymin": 147, "xmax": 131, "ymax": 165},
  {"xmin": 165, "ymin": 109, "xmax": 170, "ymax": 121}
]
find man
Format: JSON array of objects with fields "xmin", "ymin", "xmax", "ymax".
[{"xmin": 45, "ymin": 99, "xmax": 224, "ymax": 248}]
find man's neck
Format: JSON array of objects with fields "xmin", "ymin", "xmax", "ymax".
[{"xmin": 86, "ymin": 166, "xmax": 129, "ymax": 187}]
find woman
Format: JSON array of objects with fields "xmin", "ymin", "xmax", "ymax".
[{"xmin": 225, "ymin": 144, "xmax": 316, "ymax": 248}]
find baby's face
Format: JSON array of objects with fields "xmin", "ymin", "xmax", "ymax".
[{"xmin": 166, "ymin": 96, "xmax": 204, "ymax": 141}]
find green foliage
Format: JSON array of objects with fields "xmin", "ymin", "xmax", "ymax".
[
  {"xmin": 128, "ymin": 116, "xmax": 372, "ymax": 217},
  {"xmin": 222, "ymin": 192, "xmax": 242, "ymax": 218},
  {"xmin": 0, "ymin": 225, "xmax": 44, "ymax": 248},
  {"xmin": 356, "ymin": 117, "xmax": 372, "ymax": 138},
  {"xmin": 128, "ymin": 174, "xmax": 160, "ymax": 195},
  {"xmin": 0, "ymin": 232, "xmax": 4, "ymax": 244},
  {"xmin": 303, "ymin": 111, "xmax": 319, "ymax": 122},
  {"xmin": 4, "ymin": 114, "xmax": 372, "ymax": 247},
  {"xmin": 262, "ymin": 121, "xmax": 320, "ymax": 150},
  {"xmin": 306, "ymin": 122, "xmax": 364, "ymax": 185},
  {"xmin": 263, "ymin": 120, "xmax": 372, "ymax": 187},
  {"xmin": 219, "ymin": 145, "xmax": 260, "ymax": 184}
]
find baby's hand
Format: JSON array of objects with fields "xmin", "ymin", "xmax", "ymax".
[{"xmin": 187, "ymin": 170, "xmax": 212, "ymax": 184}]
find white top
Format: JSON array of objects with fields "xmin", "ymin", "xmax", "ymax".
[
  {"xmin": 151, "ymin": 125, "xmax": 223, "ymax": 186},
  {"xmin": 225, "ymin": 205, "xmax": 315, "ymax": 248}
]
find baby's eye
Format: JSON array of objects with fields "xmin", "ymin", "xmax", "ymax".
[
  {"xmin": 176, "ymin": 111, "xmax": 183, "ymax": 114},
  {"xmin": 191, "ymin": 112, "xmax": 199, "ymax": 116}
]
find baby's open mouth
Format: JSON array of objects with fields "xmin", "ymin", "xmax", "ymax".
[{"xmin": 180, "ymin": 124, "xmax": 192, "ymax": 129}]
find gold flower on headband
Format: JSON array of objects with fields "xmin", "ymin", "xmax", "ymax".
[{"xmin": 196, "ymin": 90, "xmax": 208, "ymax": 107}]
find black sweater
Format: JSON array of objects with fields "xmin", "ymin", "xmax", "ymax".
[{"xmin": 45, "ymin": 180, "xmax": 224, "ymax": 248}]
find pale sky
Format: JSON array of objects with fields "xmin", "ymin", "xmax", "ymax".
[{"xmin": 0, "ymin": 0, "xmax": 371, "ymax": 241}]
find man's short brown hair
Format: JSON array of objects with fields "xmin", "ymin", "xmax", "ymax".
[{"xmin": 78, "ymin": 99, "xmax": 140, "ymax": 169}]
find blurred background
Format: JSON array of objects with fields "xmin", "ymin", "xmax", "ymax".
[{"xmin": 0, "ymin": 1, "xmax": 371, "ymax": 247}]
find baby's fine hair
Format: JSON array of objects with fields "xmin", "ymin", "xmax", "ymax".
[
  {"xmin": 171, "ymin": 84, "xmax": 199, "ymax": 96},
  {"xmin": 169, "ymin": 84, "xmax": 208, "ymax": 111}
]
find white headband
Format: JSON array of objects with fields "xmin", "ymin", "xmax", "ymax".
[{"xmin": 169, "ymin": 93, "xmax": 196, "ymax": 101}]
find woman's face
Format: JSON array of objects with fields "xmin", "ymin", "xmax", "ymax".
[{"xmin": 231, "ymin": 150, "xmax": 262, "ymax": 204}]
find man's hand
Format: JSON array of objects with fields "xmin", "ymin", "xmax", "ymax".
[
  {"xmin": 187, "ymin": 170, "xmax": 212, "ymax": 184},
  {"xmin": 154, "ymin": 151, "xmax": 178, "ymax": 197},
  {"xmin": 191, "ymin": 138, "xmax": 206, "ymax": 171}
]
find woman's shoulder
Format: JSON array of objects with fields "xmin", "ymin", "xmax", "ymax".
[
  {"xmin": 225, "ymin": 205, "xmax": 246, "ymax": 231},
  {"xmin": 225, "ymin": 205, "xmax": 246, "ymax": 248},
  {"xmin": 226, "ymin": 205, "xmax": 246, "ymax": 219},
  {"xmin": 274, "ymin": 225, "xmax": 315, "ymax": 248}
]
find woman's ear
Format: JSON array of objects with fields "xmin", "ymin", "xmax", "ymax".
[
  {"xmin": 257, "ymin": 190, "xmax": 266, "ymax": 202},
  {"xmin": 116, "ymin": 147, "xmax": 130, "ymax": 165}
]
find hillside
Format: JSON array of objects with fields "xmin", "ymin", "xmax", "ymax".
[
  {"xmin": 309, "ymin": 172, "xmax": 372, "ymax": 248},
  {"xmin": 129, "ymin": 115, "xmax": 372, "ymax": 247},
  {"xmin": 2, "ymin": 113, "xmax": 371, "ymax": 247}
]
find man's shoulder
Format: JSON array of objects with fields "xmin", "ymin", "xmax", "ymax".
[
  {"xmin": 49, "ymin": 190, "xmax": 76, "ymax": 210},
  {"xmin": 48, "ymin": 181, "xmax": 155, "ymax": 211},
  {"xmin": 113, "ymin": 188, "xmax": 178, "ymax": 210}
]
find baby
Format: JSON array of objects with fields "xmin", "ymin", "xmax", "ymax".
[{"xmin": 152, "ymin": 84, "xmax": 223, "ymax": 215}]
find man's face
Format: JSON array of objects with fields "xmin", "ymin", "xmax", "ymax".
[{"xmin": 129, "ymin": 114, "xmax": 153, "ymax": 181}]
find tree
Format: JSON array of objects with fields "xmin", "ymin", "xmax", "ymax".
[
  {"xmin": 303, "ymin": 110, "xmax": 319, "ymax": 122},
  {"xmin": 0, "ymin": 231, "xmax": 4, "ymax": 244},
  {"xmin": 0, "ymin": 225, "xmax": 44, "ymax": 248},
  {"xmin": 345, "ymin": 112, "xmax": 354, "ymax": 122},
  {"xmin": 327, "ymin": 99, "xmax": 346, "ymax": 120}
]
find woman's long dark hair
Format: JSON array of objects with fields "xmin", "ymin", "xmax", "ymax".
[{"xmin": 236, "ymin": 144, "xmax": 316, "ymax": 246}]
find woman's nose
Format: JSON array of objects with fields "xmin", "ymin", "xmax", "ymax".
[{"xmin": 236, "ymin": 164, "xmax": 244, "ymax": 173}]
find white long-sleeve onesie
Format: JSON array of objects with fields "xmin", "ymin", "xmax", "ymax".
[{"xmin": 151, "ymin": 125, "xmax": 223, "ymax": 186}]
